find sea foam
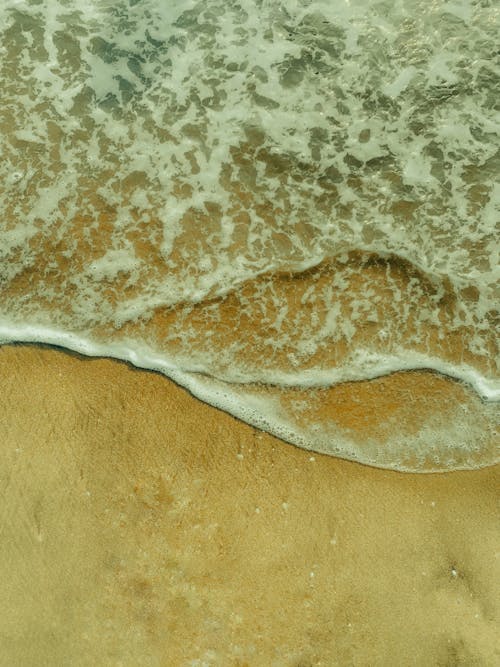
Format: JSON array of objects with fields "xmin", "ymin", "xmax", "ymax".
[{"xmin": 0, "ymin": 0, "xmax": 498, "ymax": 470}]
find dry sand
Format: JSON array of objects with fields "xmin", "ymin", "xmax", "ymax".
[{"xmin": 0, "ymin": 344, "xmax": 498, "ymax": 666}]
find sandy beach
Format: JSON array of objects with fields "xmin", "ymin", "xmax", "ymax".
[
  {"xmin": 0, "ymin": 344, "xmax": 498, "ymax": 666},
  {"xmin": 1, "ymin": 2, "xmax": 499, "ymax": 665}
]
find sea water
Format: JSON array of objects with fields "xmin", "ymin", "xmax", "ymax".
[{"xmin": 0, "ymin": 0, "xmax": 498, "ymax": 471}]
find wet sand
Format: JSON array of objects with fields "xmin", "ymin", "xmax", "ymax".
[{"xmin": 0, "ymin": 344, "xmax": 498, "ymax": 666}]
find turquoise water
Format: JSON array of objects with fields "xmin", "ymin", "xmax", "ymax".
[{"xmin": 0, "ymin": 0, "xmax": 498, "ymax": 470}]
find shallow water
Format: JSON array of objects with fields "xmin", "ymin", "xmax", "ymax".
[{"xmin": 0, "ymin": 0, "xmax": 498, "ymax": 470}]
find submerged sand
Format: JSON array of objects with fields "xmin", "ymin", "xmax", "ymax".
[{"xmin": 0, "ymin": 344, "xmax": 498, "ymax": 666}]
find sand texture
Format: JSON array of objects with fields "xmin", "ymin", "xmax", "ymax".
[{"xmin": 0, "ymin": 344, "xmax": 498, "ymax": 666}]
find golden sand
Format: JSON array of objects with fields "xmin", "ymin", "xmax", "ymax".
[{"xmin": 0, "ymin": 344, "xmax": 498, "ymax": 666}]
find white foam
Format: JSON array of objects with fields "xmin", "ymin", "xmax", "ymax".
[
  {"xmin": 0, "ymin": 320, "xmax": 498, "ymax": 473},
  {"xmin": 1, "ymin": 321, "xmax": 498, "ymax": 400}
]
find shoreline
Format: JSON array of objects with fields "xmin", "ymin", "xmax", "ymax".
[
  {"xmin": 0, "ymin": 330, "xmax": 498, "ymax": 474},
  {"xmin": 0, "ymin": 344, "xmax": 498, "ymax": 665},
  {"xmin": 1, "ymin": 323, "xmax": 498, "ymax": 402}
]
